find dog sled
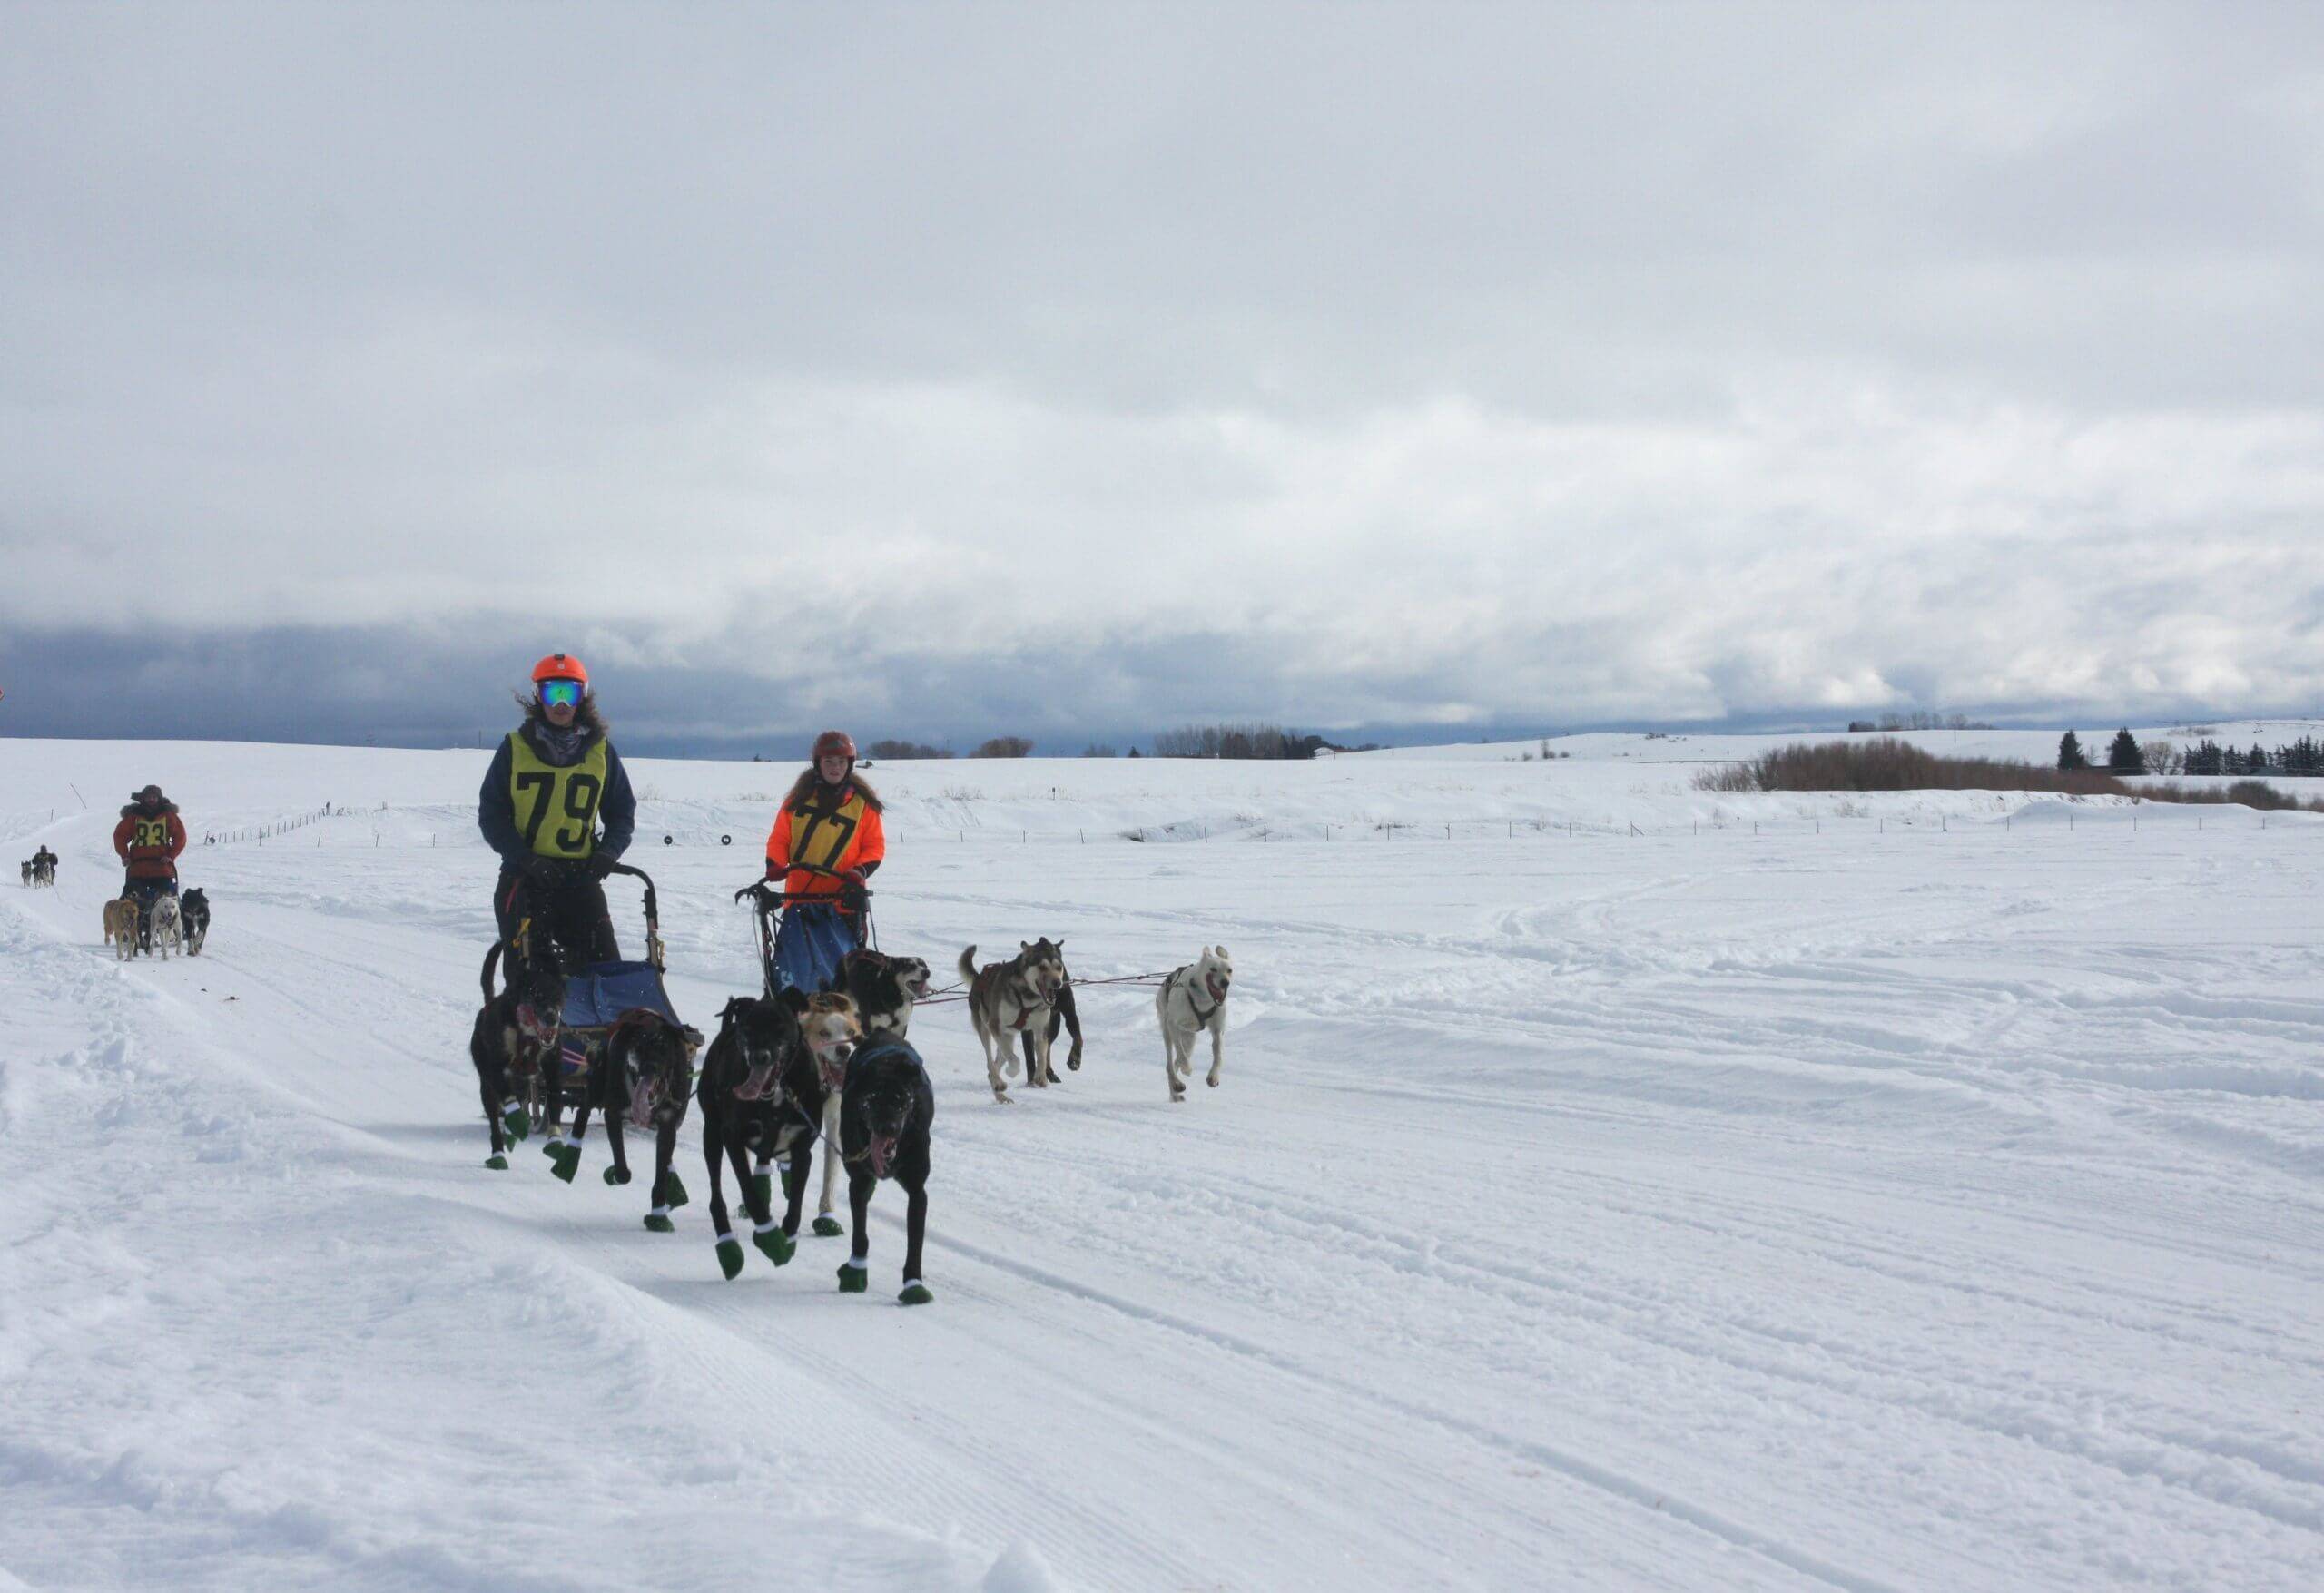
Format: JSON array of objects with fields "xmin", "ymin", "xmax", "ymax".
[
  {"xmin": 510, "ymin": 863, "xmax": 702, "ymax": 1185},
  {"xmin": 734, "ymin": 860, "xmax": 877, "ymax": 998}
]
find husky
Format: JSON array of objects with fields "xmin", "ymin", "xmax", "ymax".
[
  {"xmin": 148, "ymin": 895, "xmax": 183, "ymax": 959},
  {"xmin": 17, "ymin": 861, "xmax": 27, "ymax": 887},
  {"xmin": 754, "ymin": 990, "xmax": 865, "ymax": 1236},
  {"xmin": 179, "ymin": 888, "xmax": 211, "ymax": 954},
  {"xmin": 468, "ymin": 941, "xmax": 566, "ymax": 1167},
  {"xmin": 818, "ymin": 950, "xmax": 932, "ymax": 1231},
  {"xmin": 836, "ymin": 1034, "xmax": 935, "ymax": 1304},
  {"xmin": 1157, "ymin": 946, "xmax": 1234, "ymax": 1102},
  {"xmin": 698, "ymin": 990, "xmax": 812, "ymax": 1277},
  {"xmin": 103, "ymin": 897, "xmax": 141, "ymax": 958},
  {"xmin": 959, "ymin": 939, "xmax": 1068, "ymax": 1103}
]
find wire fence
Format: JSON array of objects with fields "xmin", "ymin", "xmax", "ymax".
[{"xmin": 203, "ymin": 804, "xmax": 340, "ymax": 846}]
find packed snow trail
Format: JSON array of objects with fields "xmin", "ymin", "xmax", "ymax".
[{"xmin": 4, "ymin": 737, "xmax": 2322, "ymax": 1591}]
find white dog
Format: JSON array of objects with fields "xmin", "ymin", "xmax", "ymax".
[
  {"xmin": 1157, "ymin": 946, "xmax": 1233, "ymax": 1102},
  {"xmin": 148, "ymin": 894, "xmax": 182, "ymax": 959}
]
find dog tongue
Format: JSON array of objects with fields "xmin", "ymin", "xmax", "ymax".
[
  {"xmin": 870, "ymin": 1135, "xmax": 896, "ymax": 1177},
  {"xmin": 734, "ymin": 1066, "xmax": 774, "ymax": 1102}
]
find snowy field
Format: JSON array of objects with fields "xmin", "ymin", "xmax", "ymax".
[{"xmin": 5, "ymin": 730, "xmax": 2323, "ymax": 1591}]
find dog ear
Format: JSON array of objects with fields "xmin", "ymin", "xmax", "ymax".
[
  {"xmin": 779, "ymin": 987, "xmax": 811, "ymax": 1015},
  {"xmin": 1021, "ymin": 939, "xmax": 1030, "ymax": 950}
]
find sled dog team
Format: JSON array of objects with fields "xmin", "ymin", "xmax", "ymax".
[{"xmin": 96, "ymin": 659, "xmax": 1243, "ymax": 1308}]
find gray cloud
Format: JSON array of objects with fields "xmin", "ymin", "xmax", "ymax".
[{"xmin": 3, "ymin": 2, "xmax": 2320, "ymax": 746}]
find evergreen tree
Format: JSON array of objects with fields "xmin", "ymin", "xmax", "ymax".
[
  {"xmin": 2057, "ymin": 731, "xmax": 2087, "ymax": 771},
  {"xmin": 2105, "ymin": 728, "xmax": 2144, "ymax": 773},
  {"xmin": 2250, "ymin": 743, "xmax": 2270, "ymax": 775}
]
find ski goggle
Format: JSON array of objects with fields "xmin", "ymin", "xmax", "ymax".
[{"xmin": 537, "ymin": 679, "xmax": 585, "ymax": 709}]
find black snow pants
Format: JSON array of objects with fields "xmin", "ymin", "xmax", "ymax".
[{"xmin": 494, "ymin": 869, "xmax": 621, "ymax": 969}]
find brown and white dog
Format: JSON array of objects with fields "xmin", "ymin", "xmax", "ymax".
[
  {"xmin": 1157, "ymin": 946, "xmax": 1234, "ymax": 1102},
  {"xmin": 756, "ymin": 991, "xmax": 865, "ymax": 1236},
  {"xmin": 103, "ymin": 897, "xmax": 142, "ymax": 959},
  {"xmin": 960, "ymin": 939, "xmax": 1068, "ymax": 1103}
]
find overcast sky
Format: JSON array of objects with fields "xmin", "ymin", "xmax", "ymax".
[{"xmin": 5, "ymin": 2, "xmax": 2320, "ymax": 754}]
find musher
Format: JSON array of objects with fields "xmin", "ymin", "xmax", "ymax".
[
  {"xmin": 112, "ymin": 784, "xmax": 185, "ymax": 949},
  {"xmin": 763, "ymin": 731, "xmax": 885, "ymax": 993},
  {"xmin": 478, "ymin": 652, "xmax": 636, "ymax": 967}
]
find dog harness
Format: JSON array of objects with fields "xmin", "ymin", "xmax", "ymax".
[{"xmin": 1166, "ymin": 967, "xmax": 1221, "ymax": 1027}]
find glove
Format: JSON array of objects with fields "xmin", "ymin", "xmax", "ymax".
[
  {"xmin": 585, "ymin": 852, "xmax": 620, "ymax": 880},
  {"xmin": 839, "ymin": 869, "xmax": 870, "ymax": 914},
  {"xmin": 521, "ymin": 855, "xmax": 566, "ymax": 888}
]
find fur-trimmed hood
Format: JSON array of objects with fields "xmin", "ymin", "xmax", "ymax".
[{"xmin": 120, "ymin": 799, "xmax": 179, "ymax": 819}]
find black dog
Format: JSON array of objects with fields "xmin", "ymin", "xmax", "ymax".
[
  {"xmin": 469, "ymin": 942, "xmax": 566, "ymax": 1168},
  {"xmin": 1019, "ymin": 976, "xmax": 1083, "ymax": 1076},
  {"xmin": 179, "ymin": 888, "xmax": 211, "ymax": 955},
  {"xmin": 547, "ymin": 1009, "xmax": 700, "ymax": 1231},
  {"xmin": 835, "ymin": 948, "xmax": 934, "ymax": 1035},
  {"xmin": 837, "ymin": 1036, "xmax": 935, "ymax": 1305},
  {"xmin": 697, "ymin": 989, "xmax": 834, "ymax": 1278}
]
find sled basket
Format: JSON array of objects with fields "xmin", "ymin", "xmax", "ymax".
[{"xmin": 561, "ymin": 960, "xmax": 684, "ymax": 1030}]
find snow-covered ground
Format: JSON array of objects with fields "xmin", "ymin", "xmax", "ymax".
[{"xmin": 5, "ymin": 732, "xmax": 2322, "ymax": 1591}]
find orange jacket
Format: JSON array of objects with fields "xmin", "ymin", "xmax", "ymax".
[
  {"xmin": 764, "ymin": 781, "xmax": 885, "ymax": 904},
  {"xmin": 113, "ymin": 803, "xmax": 187, "ymax": 880}
]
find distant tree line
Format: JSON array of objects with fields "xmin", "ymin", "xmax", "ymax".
[
  {"xmin": 862, "ymin": 723, "xmax": 1388, "ymax": 761},
  {"xmin": 2059, "ymin": 730, "xmax": 2324, "ymax": 779},
  {"xmin": 1846, "ymin": 711, "xmax": 1994, "ymax": 733},
  {"xmin": 1148, "ymin": 723, "xmax": 1377, "ymax": 759}
]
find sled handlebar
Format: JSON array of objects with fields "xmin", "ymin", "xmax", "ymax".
[{"xmin": 734, "ymin": 861, "xmax": 872, "ymax": 911}]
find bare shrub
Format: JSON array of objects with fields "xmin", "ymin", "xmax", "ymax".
[
  {"xmin": 1725, "ymin": 739, "xmax": 2324, "ymax": 812},
  {"xmin": 973, "ymin": 736, "xmax": 1034, "ymax": 758},
  {"xmin": 1691, "ymin": 763, "xmax": 1758, "ymax": 792}
]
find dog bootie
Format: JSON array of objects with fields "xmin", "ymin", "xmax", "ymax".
[
  {"xmin": 837, "ymin": 1260, "xmax": 868, "ymax": 1294},
  {"xmin": 643, "ymin": 1204, "xmax": 675, "ymax": 1234},
  {"xmin": 547, "ymin": 1142, "xmax": 581, "ymax": 1182},
  {"xmin": 602, "ymin": 1165, "xmax": 631, "ymax": 1186},
  {"xmin": 812, "ymin": 1214, "xmax": 844, "ymax": 1238},
  {"xmin": 753, "ymin": 1221, "xmax": 795, "ymax": 1266},
  {"xmin": 501, "ymin": 1103, "xmax": 530, "ymax": 1141},
  {"xmin": 898, "ymin": 1279, "xmax": 934, "ymax": 1306},
  {"xmin": 485, "ymin": 1153, "xmax": 508, "ymax": 1171},
  {"xmin": 715, "ymin": 1235, "xmax": 744, "ymax": 1280},
  {"xmin": 662, "ymin": 1172, "xmax": 691, "ymax": 1210}
]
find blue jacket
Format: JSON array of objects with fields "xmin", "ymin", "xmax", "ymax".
[{"xmin": 478, "ymin": 721, "xmax": 636, "ymax": 868}]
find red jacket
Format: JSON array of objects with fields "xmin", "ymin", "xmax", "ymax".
[{"xmin": 114, "ymin": 802, "xmax": 187, "ymax": 880}]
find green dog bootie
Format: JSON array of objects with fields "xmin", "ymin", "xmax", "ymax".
[
  {"xmin": 602, "ymin": 1165, "xmax": 631, "ymax": 1186},
  {"xmin": 837, "ymin": 1260, "xmax": 868, "ymax": 1294},
  {"xmin": 502, "ymin": 1104, "xmax": 530, "ymax": 1141},
  {"xmin": 662, "ymin": 1172, "xmax": 690, "ymax": 1210},
  {"xmin": 547, "ymin": 1143, "xmax": 581, "ymax": 1183},
  {"xmin": 485, "ymin": 1153, "xmax": 509, "ymax": 1171},
  {"xmin": 753, "ymin": 1224, "xmax": 795, "ymax": 1266},
  {"xmin": 898, "ymin": 1280, "xmax": 934, "ymax": 1306},
  {"xmin": 812, "ymin": 1214, "xmax": 844, "ymax": 1238},
  {"xmin": 716, "ymin": 1235, "xmax": 744, "ymax": 1280}
]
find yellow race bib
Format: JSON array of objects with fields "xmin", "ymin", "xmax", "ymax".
[{"xmin": 507, "ymin": 733, "xmax": 609, "ymax": 860}]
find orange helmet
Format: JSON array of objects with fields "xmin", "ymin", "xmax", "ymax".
[
  {"xmin": 531, "ymin": 652, "xmax": 589, "ymax": 688},
  {"xmin": 812, "ymin": 730, "xmax": 856, "ymax": 762}
]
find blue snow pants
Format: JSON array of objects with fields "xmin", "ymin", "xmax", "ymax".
[{"xmin": 773, "ymin": 902, "xmax": 862, "ymax": 995}]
